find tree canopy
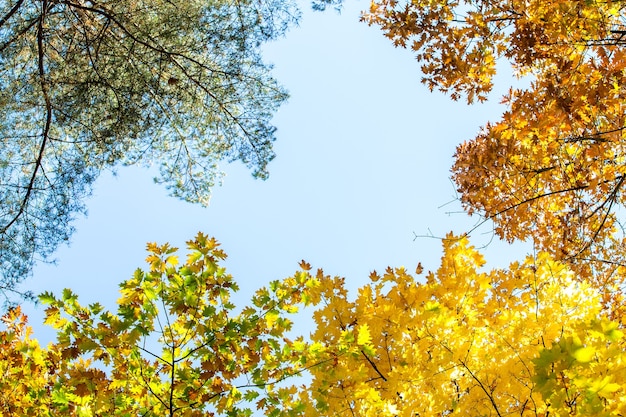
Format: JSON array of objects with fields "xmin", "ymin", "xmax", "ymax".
[
  {"xmin": 362, "ymin": 0, "xmax": 626, "ymax": 311},
  {"xmin": 2, "ymin": 233, "xmax": 321, "ymax": 416},
  {"xmin": 301, "ymin": 236, "xmax": 626, "ymax": 416},
  {"xmin": 2, "ymin": 233, "xmax": 624, "ymax": 416},
  {"xmin": 0, "ymin": 0, "xmax": 297, "ymax": 295},
  {"xmin": 2, "ymin": 0, "xmax": 626, "ymax": 415}
]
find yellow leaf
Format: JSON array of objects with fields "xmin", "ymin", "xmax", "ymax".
[
  {"xmin": 357, "ymin": 324, "xmax": 372, "ymax": 347},
  {"xmin": 165, "ymin": 255, "xmax": 178, "ymax": 266},
  {"xmin": 590, "ymin": 376, "xmax": 621, "ymax": 397},
  {"xmin": 266, "ymin": 310, "xmax": 279, "ymax": 328},
  {"xmin": 573, "ymin": 346, "xmax": 595, "ymax": 363}
]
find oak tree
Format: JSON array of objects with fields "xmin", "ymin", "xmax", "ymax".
[
  {"xmin": 0, "ymin": 233, "xmax": 321, "ymax": 416},
  {"xmin": 362, "ymin": 0, "xmax": 626, "ymax": 312},
  {"xmin": 0, "ymin": 0, "xmax": 297, "ymax": 296}
]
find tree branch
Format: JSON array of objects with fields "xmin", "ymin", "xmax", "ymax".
[
  {"xmin": 0, "ymin": 0, "xmax": 24, "ymax": 30},
  {"xmin": 360, "ymin": 350, "xmax": 387, "ymax": 382},
  {"xmin": 458, "ymin": 359, "xmax": 503, "ymax": 417},
  {"xmin": 1, "ymin": 1, "xmax": 52, "ymax": 235},
  {"xmin": 63, "ymin": 0, "xmax": 267, "ymax": 157}
]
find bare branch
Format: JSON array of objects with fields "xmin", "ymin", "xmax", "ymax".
[
  {"xmin": 0, "ymin": 0, "xmax": 24, "ymax": 30},
  {"xmin": 1, "ymin": 2, "xmax": 52, "ymax": 235}
]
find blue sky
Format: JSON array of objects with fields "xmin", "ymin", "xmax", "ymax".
[{"xmin": 22, "ymin": 0, "xmax": 528, "ymax": 340}]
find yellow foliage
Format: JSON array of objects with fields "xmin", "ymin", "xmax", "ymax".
[{"xmin": 299, "ymin": 236, "xmax": 626, "ymax": 417}]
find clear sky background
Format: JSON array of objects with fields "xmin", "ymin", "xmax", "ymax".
[{"xmin": 22, "ymin": 0, "xmax": 529, "ymax": 341}]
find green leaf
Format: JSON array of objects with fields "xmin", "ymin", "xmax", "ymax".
[
  {"xmin": 88, "ymin": 302, "xmax": 104, "ymax": 315},
  {"xmin": 51, "ymin": 389, "xmax": 70, "ymax": 406},
  {"xmin": 243, "ymin": 390, "xmax": 260, "ymax": 401},
  {"xmin": 39, "ymin": 291, "xmax": 57, "ymax": 305}
]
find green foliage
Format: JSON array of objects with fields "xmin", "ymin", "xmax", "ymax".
[
  {"xmin": 1, "ymin": 233, "xmax": 320, "ymax": 416},
  {"xmin": 0, "ymin": 0, "xmax": 298, "ymax": 296}
]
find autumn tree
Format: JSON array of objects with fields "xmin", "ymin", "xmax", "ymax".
[
  {"xmin": 0, "ymin": 0, "xmax": 298, "ymax": 296},
  {"xmin": 297, "ymin": 236, "xmax": 626, "ymax": 416},
  {"xmin": 0, "ymin": 233, "xmax": 327, "ymax": 416},
  {"xmin": 359, "ymin": 0, "xmax": 626, "ymax": 312}
]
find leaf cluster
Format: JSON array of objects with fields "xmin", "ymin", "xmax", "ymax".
[
  {"xmin": 299, "ymin": 237, "xmax": 626, "ymax": 416},
  {"xmin": 364, "ymin": 0, "xmax": 626, "ymax": 303},
  {"xmin": 0, "ymin": 233, "xmax": 324, "ymax": 416}
]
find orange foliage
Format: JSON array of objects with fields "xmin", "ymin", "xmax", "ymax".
[{"xmin": 365, "ymin": 0, "xmax": 626, "ymax": 314}]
